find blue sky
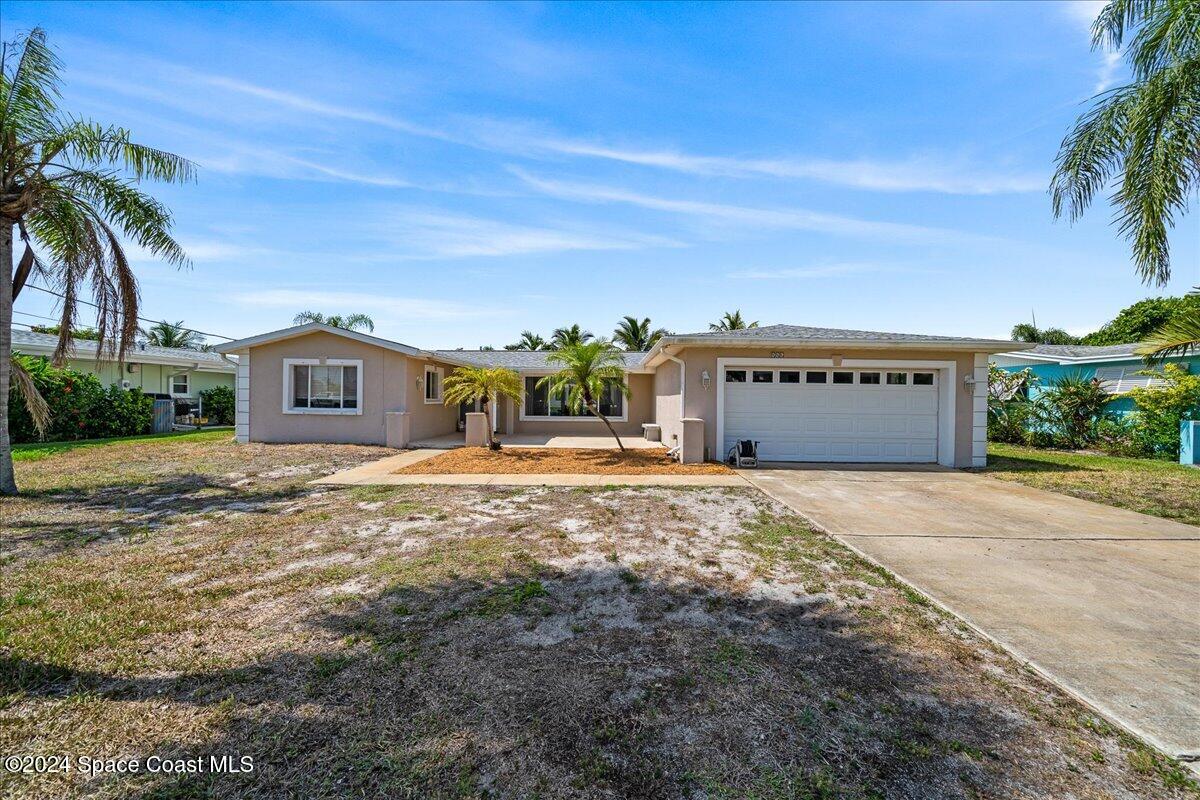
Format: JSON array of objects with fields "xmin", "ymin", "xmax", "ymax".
[{"xmin": 3, "ymin": 0, "xmax": 1197, "ymax": 349}]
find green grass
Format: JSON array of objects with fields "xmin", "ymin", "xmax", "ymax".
[
  {"xmin": 983, "ymin": 444, "xmax": 1200, "ymax": 526},
  {"xmin": 12, "ymin": 428, "xmax": 233, "ymax": 462}
]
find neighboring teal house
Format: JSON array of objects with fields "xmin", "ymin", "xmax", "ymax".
[
  {"xmin": 12, "ymin": 328, "xmax": 238, "ymax": 406},
  {"xmin": 991, "ymin": 343, "xmax": 1193, "ymax": 416}
]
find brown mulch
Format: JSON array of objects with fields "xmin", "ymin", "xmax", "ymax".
[{"xmin": 394, "ymin": 447, "xmax": 734, "ymax": 475}]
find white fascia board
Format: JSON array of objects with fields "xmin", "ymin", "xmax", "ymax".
[
  {"xmin": 644, "ymin": 337, "xmax": 1029, "ymax": 367},
  {"xmin": 14, "ymin": 341, "xmax": 237, "ymax": 372}
]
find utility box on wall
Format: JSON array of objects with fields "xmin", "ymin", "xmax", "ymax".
[{"xmin": 1181, "ymin": 420, "xmax": 1199, "ymax": 466}]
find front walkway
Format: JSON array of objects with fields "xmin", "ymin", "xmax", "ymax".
[
  {"xmin": 313, "ymin": 450, "xmax": 746, "ymax": 487},
  {"xmin": 743, "ymin": 464, "xmax": 1200, "ymax": 763},
  {"xmin": 409, "ymin": 433, "xmax": 664, "ymax": 450}
]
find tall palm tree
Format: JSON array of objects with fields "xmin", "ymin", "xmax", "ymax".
[
  {"xmin": 441, "ymin": 366, "xmax": 522, "ymax": 449},
  {"xmin": 141, "ymin": 319, "xmax": 206, "ymax": 350},
  {"xmin": 1051, "ymin": 0, "xmax": 1199, "ymax": 286},
  {"xmin": 504, "ymin": 330, "xmax": 549, "ymax": 351},
  {"xmin": 538, "ymin": 340, "xmax": 631, "ymax": 451},
  {"xmin": 1010, "ymin": 322, "xmax": 1080, "ymax": 345},
  {"xmin": 613, "ymin": 315, "xmax": 670, "ymax": 352},
  {"xmin": 1, "ymin": 28, "xmax": 192, "ymax": 494},
  {"xmin": 709, "ymin": 310, "xmax": 759, "ymax": 331},
  {"xmin": 292, "ymin": 311, "xmax": 375, "ymax": 332},
  {"xmin": 549, "ymin": 324, "xmax": 593, "ymax": 350}
]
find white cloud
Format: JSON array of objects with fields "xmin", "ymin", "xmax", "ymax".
[
  {"xmin": 511, "ymin": 169, "xmax": 990, "ymax": 245},
  {"xmin": 232, "ymin": 289, "xmax": 493, "ymax": 320},
  {"xmin": 1094, "ymin": 49, "xmax": 1122, "ymax": 93},
  {"xmin": 728, "ymin": 263, "xmax": 918, "ymax": 280},
  {"xmin": 1061, "ymin": 1, "xmax": 1123, "ymax": 93}
]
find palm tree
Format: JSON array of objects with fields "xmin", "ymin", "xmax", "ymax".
[
  {"xmin": 538, "ymin": 340, "xmax": 632, "ymax": 451},
  {"xmin": 141, "ymin": 319, "xmax": 206, "ymax": 350},
  {"xmin": 709, "ymin": 310, "xmax": 759, "ymax": 331},
  {"xmin": 1010, "ymin": 322, "xmax": 1080, "ymax": 345},
  {"xmin": 1051, "ymin": 0, "xmax": 1199, "ymax": 286},
  {"xmin": 442, "ymin": 366, "xmax": 522, "ymax": 449},
  {"xmin": 292, "ymin": 311, "xmax": 375, "ymax": 332},
  {"xmin": 1, "ymin": 28, "xmax": 192, "ymax": 495},
  {"xmin": 549, "ymin": 324, "xmax": 593, "ymax": 349},
  {"xmin": 504, "ymin": 330, "xmax": 549, "ymax": 351},
  {"xmin": 1137, "ymin": 288, "xmax": 1200, "ymax": 363},
  {"xmin": 613, "ymin": 315, "xmax": 670, "ymax": 352}
]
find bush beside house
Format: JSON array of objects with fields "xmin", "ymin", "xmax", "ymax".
[
  {"xmin": 199, "ymin": 385, "xmax": 235, "ymax": 425},
  {"xmin": 8, "ymin": 355, "xmax": 154, "ymax": 443}
]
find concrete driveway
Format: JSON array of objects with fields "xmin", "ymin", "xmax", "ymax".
[{"xmin": 743, "ymin": 465, "xmax": 1200, "ymax": 763}]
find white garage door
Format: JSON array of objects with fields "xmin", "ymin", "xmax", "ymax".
[{"xmin": 722, "ymin": 367, "xmax": 939, "ymax": 463}]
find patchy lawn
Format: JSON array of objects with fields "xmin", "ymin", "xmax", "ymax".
[
  {"xmin": 2, "ymin": 437, "xmax": 1196, "ymax": 799},
  {"xmin": 11, "ymin": 427, "xmax": 234, "ymax": 462},
  {"xmin": 396, "ymin": 446, "xmax": 733, "ymax": 475},
  {"xmin": 981, "ymin": 443, "xmax": 1200, "ymax": 526}
]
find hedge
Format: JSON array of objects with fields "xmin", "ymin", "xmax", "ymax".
[{"xmin": 8, "ymin": 355, "xmax": 154, "ymax": 443}]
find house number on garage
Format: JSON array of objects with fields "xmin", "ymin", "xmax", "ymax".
[{"xmin": 769, "ymin": 352, "xmax": 784, "ymax": 358}]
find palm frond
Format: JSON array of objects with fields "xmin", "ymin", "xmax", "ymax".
[
  {"xmin": 9, "ymin": 355, "xmax": 50, "ymax": 437},
  {"xmin": 1136, "ymin": 307, "xmax": 1200, "ymax": 362},
  {"xmin": 0, "ymin": 27, "xmax": 59, "ymax": 136}
]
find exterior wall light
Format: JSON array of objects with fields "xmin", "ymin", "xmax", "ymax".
[{"xmin": 700, "ymin": 370, "xmax": 711, "ymax": 390}]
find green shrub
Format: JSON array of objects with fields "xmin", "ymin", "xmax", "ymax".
[
  {"xmin": 1036, "ymin": 373, "xmax": 1113, "ymax": 449},
  {"xmin": 199, "ymin": 384, "xmax": 235, "ymax": 425},
  {"xmin": 8, "ymin": 354, "xmax": 154, "ymax": 443},
  {"xmin": 1125, "ymin": 364, "xmax": 1200, "ymax": 458}
]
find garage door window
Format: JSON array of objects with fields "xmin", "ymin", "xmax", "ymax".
[
  {"xmin": 859, "ymin": 372, "xmax": 880, "ymax": 384},
  {"xmin": 779, "ymin": 371, "xmax": 800, "ymax": 383},
  {"xmin": 805, "ymin": 371, "xmax": 827, "ymax": 384},
  {"xmin": 832, "ymin": 371, "xmax": 853, "ymax": 384},
  {"xmin": 913, "ymin": 372, "xmax": 934, "ymax": 385},
  {"xmin": 886, "ymin": 372, "xmax": 908, "ymax": 385},
  {"xmin": 752, "ymin": 371, "xmax": 774, "ymax": 383},
  {"xmin": 726, "ymin": 370, "xmax": 746, "ymax": 383}
]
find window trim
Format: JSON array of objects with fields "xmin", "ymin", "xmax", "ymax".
[
  {"xmin": 282, "ymin": 357, "xmax": 363, "ymax": 415},
  {"xmin": 518, "ymin": 371, "xmax": 629, "ymax": 422},
  {"xmin": 169, "ymin": 372, "xmax": 190, "ymax": 397},
  {"xmin": 423, "ymin": 365, "xmax": 444, "ymax": 404}
]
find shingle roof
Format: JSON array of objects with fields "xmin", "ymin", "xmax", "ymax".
[
  {"xmin": 12, "ymin": 328, "xmax": 237, "ymax": 369},
  {"xmin": 669, "ymin": 324, "xmax": 1011, "ymax": 345},
  {"xmin": 434, "ymin": 349, "xmax": 649, "ymax": 370},
  {"xmin": 1017, "ymin": 343, "xmax": 1140, "ymax": 359}
]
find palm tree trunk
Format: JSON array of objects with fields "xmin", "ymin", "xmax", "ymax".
[
  {"xmin": 483, "ymin": 397, "xmax": 495, "ymax": 448},
  {"xmin": 1, "ymin": 219, "xmax": 17, "ymax": 495},
  {"xmin": 588, "ymin": 401, "xmax": 625, "ymax": 452}
]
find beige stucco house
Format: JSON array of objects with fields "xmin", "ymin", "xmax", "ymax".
[{"xmin": 216, "ymin": 323, "xmax": 1028, "ymax": 467}]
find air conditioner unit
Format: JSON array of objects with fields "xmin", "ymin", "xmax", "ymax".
[{"xmin": 127, "ymin": 363, "xmax": 141, "ymax": 373}]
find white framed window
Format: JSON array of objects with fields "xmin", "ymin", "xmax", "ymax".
[
  {"xmin": 170, "ymin": 373, "xmax": 189, "ymax": 396},
  {"xmin": 424, "ymin": 365, "xmax": 443, "ymax": 403},
  {"xmin": 520, "ymin": 375, "xmax": 627, "ymax": 421},
  {"xmin": 283, "ymin": 358, "xmax": 363, "ymax": 415}
]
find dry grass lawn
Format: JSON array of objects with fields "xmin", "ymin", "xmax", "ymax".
[
  {"xmin": 395, "ymin": 446, "xmax": 734, "ymax": 475},
  {"xmin": 2, "ymin": 431, "xmax": 1197, "ymax": 799}
]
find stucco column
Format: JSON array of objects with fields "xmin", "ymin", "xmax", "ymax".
[
  {"xmin": 385, "ymin": 411, "xmax": 411, "ymax": 449},
  {"xmin": 465, "ymin": 412, "xmax": 489, "ymax": 446},
  {"xmin": 680, "ymin": 417, "xmax": 705, "ymax": 464}
]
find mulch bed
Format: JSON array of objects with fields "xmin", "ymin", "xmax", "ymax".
[{"xmin": 395, "ymin": 447, "xmax": 734, "ymax": 475}]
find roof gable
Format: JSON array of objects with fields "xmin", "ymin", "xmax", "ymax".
[{"xmin": 215, "ymin": 323, "xmax": 434, "ymax": 359}]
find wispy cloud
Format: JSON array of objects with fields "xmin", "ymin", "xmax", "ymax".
[
  {"xmin": 377, "ymin": 210, "xmax": 683, "ymax": 259},
  {"xmin": 1061, "ymin": 0, "xmax": 1123, "ymax": 93},
  {"xmin": 232, "ymin": 289, "xmax": 494, "ymax": 320},
  {"xmin": 511, "ymin": 169, "xmax": 990, "ymax": 245},
  {"xmin": 728, "ymin": 263, "xmax": 924, "ymax": 280}
]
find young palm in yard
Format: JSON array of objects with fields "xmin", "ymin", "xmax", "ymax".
[
  {"xmin": 0, "ymin": 28, "xmax": 192, "ymax": 494},
  {"xmin": 442, "ymin": 365, "xmax": 522, "ymax": 449},
  {"xmin": 538, "ymin": 339, "xmax": 631, "ymax": 450},
  {"xmin": 613, "ymin": 315, "xmax": 669, "ymax": 352}
]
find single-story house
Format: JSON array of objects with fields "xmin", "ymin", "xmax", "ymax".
[
  {"xmin": 216, "ymin": 322, "xmax": 1026, "ymax": 467},
  {"xmin": 12, "ymin": 328, "xmax": 238, "ymax": 404},
  {"xmin": 991, "ymin": 344, "xmax": 1193, "ymax": 415}
]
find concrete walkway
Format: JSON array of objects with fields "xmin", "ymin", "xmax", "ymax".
[
  {"xmin": 743, "ymin": 465, "xmax": 1200, "ymax": 763},
  {"xmin": 313, "ymin": 450, "xmax": 747, "ymax": 487}
]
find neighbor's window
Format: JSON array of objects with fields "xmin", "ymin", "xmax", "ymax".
[
  {"xmin": 752, "ymin": 370, "xmax": 774, "ymax": 383},
  {"xmin": 805, "ymin": 371, "xmax": 827, "ymax": 384},
  {"xmin": 832, "ymin": 371, "xmax": 853, "ymax": 384},
  {"xmin": 912, "ymin": 372, "xmax": 935, "ymax": 386},
  {"xmin": 886, "ymin": 372, "xmax": 908, "ymax": 385},
  {"xmin": 725, "ymin": 370, "xmax": 746, "ymax": 383},
  {"xmin": 292, "ymin": 364, "xmax": 358, "ymax": 410},
  {"xmin": 779, "ymin": 371, "xmax": 800, "ymax": 383},
  {"xmin": 424, "ymin": 366, "xmax": 442, "ymax": 402},
  {"xmin": 170, "ymin": 373, "xmax": 189, "ymax": 395},
  {"xmin": 523, "ymin": 377, "xmax": 624, "ymax": 418},
  {"xmin": 859, "ymin": 372, "xmax": 881, "ymax": 385}
]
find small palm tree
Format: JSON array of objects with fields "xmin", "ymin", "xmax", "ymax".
[
  {"xmin": 613, "ymin": 316, "xmax": 670, "ymax": 352},
  {"xmin": 142, "ymin": 319, "xmax": 206, "ymax": 350},
  {"xmin": 709, "ymin": 310, "xmax": 759, "ymax": 331},
  {"xmin": 292, "ymin": 311, "xmax": 375, "ymax": 332},
  {"xmin": 442, "ymin": 366, "xmax": 522, "ymax": 449},
  {"xmin": 550, "ymin": 324, "xmax": 593, "ymax": 350},
  {"xmin": 1, "ymin": 28, "xmax": 192, "ymax": 494},
  {"xmin": 538, "ymin": 340, "xmax": 632, "ymax": 451},
  {"xmin": 1051, "ymin": 0, "xmax": 1199, "ymax": 286},
  {"xmin": 504, "ymin": 330, "xmax": 549, "ymax": 351}
]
